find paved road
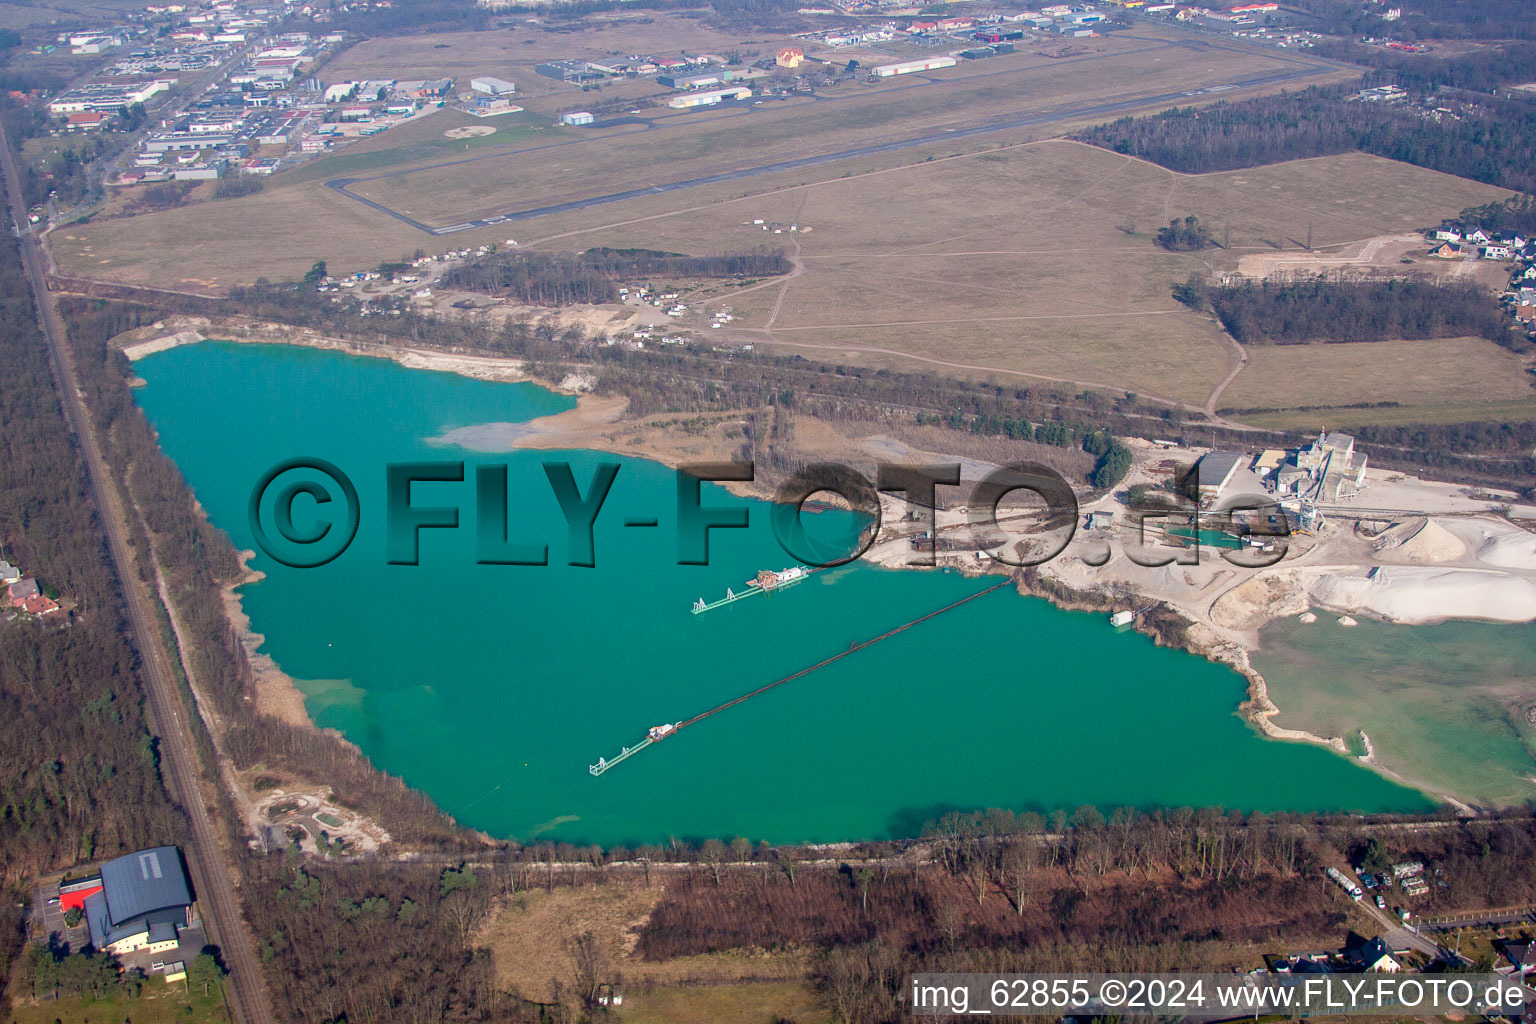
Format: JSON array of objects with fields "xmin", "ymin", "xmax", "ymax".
[
  {"xmin": 0, "ymin": 123, "xmax": 276, "ymax": 1024},
  {"xmin": 326, "ymin": 47, "xmax": 1337, "ymax": 235}
]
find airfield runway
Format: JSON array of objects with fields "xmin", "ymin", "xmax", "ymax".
[{"xmin": 324, "ymin": 35, "xmax": 1340, "ymax": 236}]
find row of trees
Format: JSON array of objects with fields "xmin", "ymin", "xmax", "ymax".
[
  {"xmin": 439, "ymin": 246, "xmax": 792, "ymax": 305},
  {"xmin": 1175, "ymin": 274, "xmax": 1512, "ymax": 346}
]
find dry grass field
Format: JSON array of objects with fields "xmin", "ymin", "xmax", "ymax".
[
  {"xmin": 1217, "ymin": 337, "xmax": 1536, "ymax": 423},
  {"xmin": 53, "ymin": 139, "xmax": 1514, "ymax": 412},
  {"xmin": 476, "ymin": 878, "xmax": 813, "ymax": 1017}
]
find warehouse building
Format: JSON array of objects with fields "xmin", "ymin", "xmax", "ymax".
[
  {"xmin": 470, "ymin": 75, "xmax": 516, "ymax": 96},
  {"xmin": 561, "ymin": 110, "xmax": 595, "ymax": 125},
  {"xmin": 667, "ymin": 86, "xmax": 750, "ymax": 108},
  {"xmin": 48, "ymin": 79, "xmax": 174, "ymax": 115},
  {"xmin": 535, "ymin": 60, "xmax": 602, "ymax": 83},
  {"xmin": 80, "ymin": 847, "xmax": 194, "ymax": 956},
  {"xmin": 657, "ymin": 71, "xmax": 723, "ymax": 90},
  {"xmin": 871, "ymin": 56, "xmax": 957, "ymax": 77}
]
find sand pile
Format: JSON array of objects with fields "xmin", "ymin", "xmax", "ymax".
[
  {"xmin": 1373, "ymin": 517, "xmax": 1464, "ymax": 563},
  {"xmin": 1307, "ymin": 566, "xmax": 1536, "ymax": 623},
  {"xmin": 1476, "ymin": 530, "xmax": 1536, "ymax": 569}
]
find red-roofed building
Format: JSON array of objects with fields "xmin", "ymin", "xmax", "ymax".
[
  {"xmin": 67, "ymin": 111, "xmax": 106, "ymax": 131},
  {"xmin": 22, "ymin": 593, "xmax": 60, "ymax": 616}
]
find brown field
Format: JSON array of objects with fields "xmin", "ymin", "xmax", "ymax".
[
  {"xmin": 619, "ymin": 981, "xmax": 831, "ymax": 1024},
  {"xmin": 1217, "ymin": 337, "xmax": 1536, "ymax": 425},
  {"xmin": 477, "ymin": 878, "xmax": 809, "ymax": 1007}
]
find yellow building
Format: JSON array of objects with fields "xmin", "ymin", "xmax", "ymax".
[{"xmin": 776, "ymin": 47, "xmax": 804, "ymax": 68}]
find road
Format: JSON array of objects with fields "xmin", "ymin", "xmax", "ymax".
[
  {"xmin": 325, "ymin": 47, "xmax": 1337, "ymax": 235},
  {"xmin": 37, "ymin": 40, "xmax": 256, "ymax": 236},
  {"xmin": 0, "ymin": 122, "xmax": 277, "ymax": 1024}
]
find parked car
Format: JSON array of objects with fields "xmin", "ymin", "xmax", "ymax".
[{"xmin": 1375, "ymin": 894, "xmax": 1386, "ymax": 909}]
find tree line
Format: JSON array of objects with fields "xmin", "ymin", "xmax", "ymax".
[
  {"xmin": 1075, "ymin": 84, "xmax": 1536, "ymax": 195},
  {"xmin": 439, "ymin": 246, "xmax": 791, "ymax": 305},
  {"xmin": 1442, "ymin": 193, "xmax": 1536, "ymax": 238},
  {"xmin": 1175, "ymin": 274, "xmax": 1514, "ymax": 346},
  {"xmin": 98, "ymin": 268, "xmax": 1536, "ymax": 489},
  {"xmin": 1291, "ymin": 0, "xmax": 1536, "ymax": 43}
]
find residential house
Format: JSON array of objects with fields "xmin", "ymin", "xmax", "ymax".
[
  {"xmin": 1345, "ymin": 937, "xmax": 1402, "ymax": 973},
  {"xmin": 0, "ymin": 560, "xmax": 18, "ymax": 585},
  {"xmin": 1500, "ymin": 941, "xmax": 1536, "ymax": 977},
  {"xmin": 1432, "ymin": 229, "xmax": 1461, "ymax": 242},
  {"xmin": 1431, "ymin": 242, "xmax": 1461, "ymax": 258},
  {"xmin": 21, "ymin": 593, "xmax": 60, "ymax": 616},
  {"xmin": 1483, "ymin": 245, "xmax": 1513, "ymax": 260},
  {"xmin": 8, "ymin": 576, "xmax": 40, "ymax": 606},
  {"xmin": 1465, "ymin": 228, "xmax": 1491, "ymax": 245}
]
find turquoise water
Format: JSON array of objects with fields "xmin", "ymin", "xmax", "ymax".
[
  {"xmin": 1254, "ymin": 615, "xmax": 1536, "ymax": 806},
  {"xmin": 131, "ymin": 341, "xmax": 1431, "ymax": 844}
]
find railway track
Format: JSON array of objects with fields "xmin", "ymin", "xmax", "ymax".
[{"xmin": 0, "ymin": 124, "xmax": 277, "ymax": 1024}]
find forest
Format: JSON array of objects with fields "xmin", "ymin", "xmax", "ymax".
[
  {"xmin": 1290, "ymin": 0, "xmax": 1536, "ymax": 42},
  {"xmin": 1175, "ymin": 274, "xmax": 1513, "ymax": 346},
  {"xmin": 636, "ymin": 809, "xmax": 1536, "ymax": 1023},
  {"xmin": 0, "ymin": 231, "xmax": 184, "ymax": 1004},
  {"xmin": 439, "ymin": 246, "xmax": 792, "ymax": 305},
  {"xmin": 1075, "ymin": 85, "xmax": 1536, "ymax": 194}
]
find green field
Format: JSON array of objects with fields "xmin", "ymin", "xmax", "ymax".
[
  {"xmin": 273, "ymin": 108, "xmax": 554, "ymax": 185},
  {"xmin": 6, "ymin": 985, "xmax": 231, "ymax": 1024}
]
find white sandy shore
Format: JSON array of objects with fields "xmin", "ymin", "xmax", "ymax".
[{"xmin": 119, "ymin": 322, "xmax": 537, "ymax": 385}]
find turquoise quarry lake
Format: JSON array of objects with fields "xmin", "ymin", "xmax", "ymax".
[{"xmin": 131, "ymin": 341, "xmax": 1431, "ymax": 844}]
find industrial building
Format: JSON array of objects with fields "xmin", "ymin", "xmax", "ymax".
[
  {"xmin": 658, "ymin": 72, "xmax": 724, "ymax": 90},
  {"xmin": 470, "ymin": 75, "xmax": 516, "ymax": 96},
  {"xmin": 1196, "ymin": 451, "xmax": 1246, "ymax": 502},
  {"xmin": 871, "ymin": 56, "xmax": 957, "ymax": 77},
  {"xmin": 48, "ymin": 79, "xmax": 174, "ymax": 115},
  {"xmin": 535, "ymin": 60, "xmax": 602, "ymax": 83},
  {"xmin": 561, "ymin": 110, "xmax": 595, "ymax": 126},
  {"xmin": 667, "ymin": 86, "xmax": 750, "ymax": 108},
  {"xmin": 72, "ymin": 847, "xmax": 194, "ymax": 956}
]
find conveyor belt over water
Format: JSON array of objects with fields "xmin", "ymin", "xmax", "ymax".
[{"xmin": 589, "ymin": 577, "xmax": 1013, "ymax": 775}]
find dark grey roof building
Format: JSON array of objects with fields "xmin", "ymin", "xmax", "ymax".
[{"xmin": 84, "ymin": 846, "xmax": 193, "ymax": 953}]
